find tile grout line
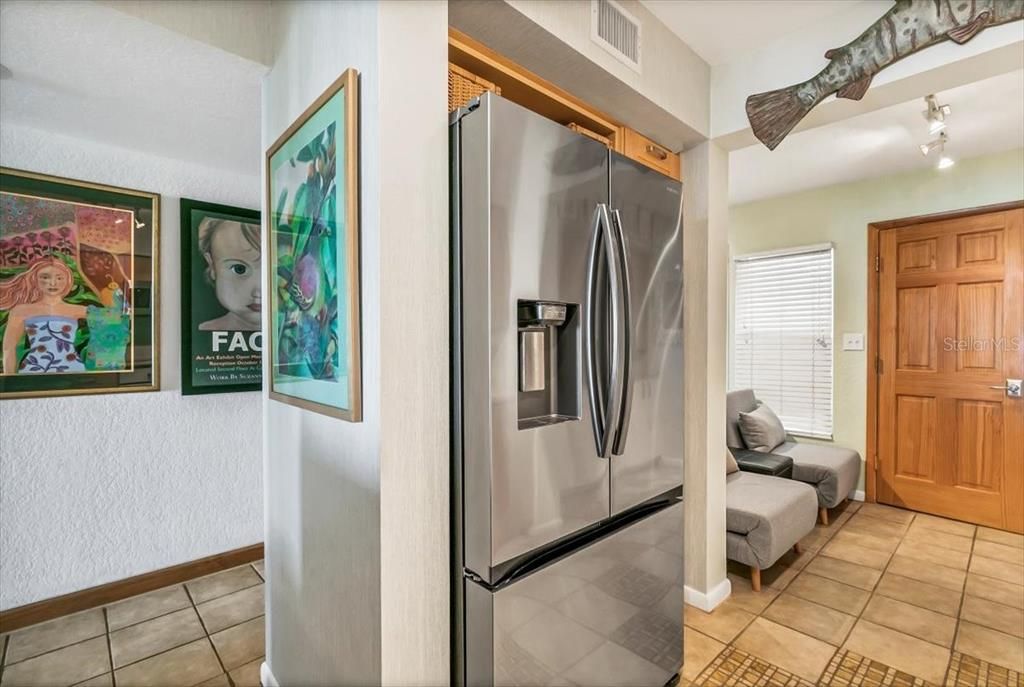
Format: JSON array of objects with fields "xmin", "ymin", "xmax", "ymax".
[
  {"xmin": 755, "ymin": 507, "xmax": 852, "ymax": 677},
  {"xmin": 812, "ymin": 503, "xmax": 875, "ymax": 682},
  {"xmin": 96, "ymin": 616, "xmax": 264, "ymax": 680},
  {"xmin": 0, "ymin": 633, "xmax": 8, "ymax": 685},
  {"xmin": 185, "ymin": 582, "xmax": 236, "ymax": 687},
  {"xmin": 1, "ymin": 564, "xmax": 263, "ymax": 660},
  {"xmin": 810, "ymin": 506, "xmax": 944, "ymax": 684},
  {"xmin": 700, "ymin": 505, "xmax": 1019, "ymax": 686},
  {"xmin": 760, "ymin": 504, "xmax": 939, "ymax": 684},
  {"xmin": 944, "ymin": 524, "xmax": 978, "ymax": 687},
  {"xmin": 734, "ymin": 502, "xmax": 860, "ymax": 683},
  {"xmin": 0, "ymin": 625, "xmax": 108, "ymax": 670},
  {"xmin": 107, "ymin": 579, "xmax": 265, "ymax": 637},
  {"xmin": 1, "ymin": 583, "xmax": 264, "ymax": 674},
  {"xmin": 852, "ymin": 509, "xmax": 961, "ymax": 685},
  {"xmin": 853, "ymin": 509, "xmax": 1008, "ymax": 686},
  {"xmin": 103, "ymin": 607, "xmax": 116, "ymax": 687}
]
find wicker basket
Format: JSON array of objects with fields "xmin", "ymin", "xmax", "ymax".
[{"xmin": 449, "ymin": 63, "xmax": 501, "ymax": 113}]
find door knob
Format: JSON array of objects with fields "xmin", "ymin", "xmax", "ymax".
[{"xmin": 991, "ymin": 380, "xmax": 1023, "ymax": 397}]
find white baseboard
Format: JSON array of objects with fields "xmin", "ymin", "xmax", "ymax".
[
  {"xmin": 260, "ymin": 662, "xmax": 279, "ymax": 687},
  {"xmin": 849, "ymin": 490, "xmax": 865, "ymax": 502},
  {"xmin": 684, "ymin": 577, "xmax": 731, "ymax": 612}
]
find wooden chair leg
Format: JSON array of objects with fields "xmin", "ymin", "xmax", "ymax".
[
  {"xmin": 819, "ymin": 507, "xmax": 829, "ymax": 526},
  {"xmin": 793, "ymin": 542, "xmax": 802, "ymax": 555},
  {"xmin": 750, "ymin": 566, "xmax": 761, "ymax": 592}
]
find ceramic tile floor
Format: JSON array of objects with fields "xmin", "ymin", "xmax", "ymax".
[
  {"xmin": 681, "ymin": 501, "xmax": 1024, "ymax": 687},
  {"xmin": 0, "ymin": 561, "xmax": 265, "ymax": 687},
  {"xmin": 2, "ymin": 505, "xmax": 1022, "ymax": 687}
]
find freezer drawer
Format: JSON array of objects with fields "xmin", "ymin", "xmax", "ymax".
[{"xmin": 464, "ymin": 501, "xmax": 683, "ymax": 687}]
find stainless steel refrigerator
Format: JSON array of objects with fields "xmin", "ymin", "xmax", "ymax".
[{"xmin": 451, "ymin": 93, "xmax": 684, "ymax": 687}]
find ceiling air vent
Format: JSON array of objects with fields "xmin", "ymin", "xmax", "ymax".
[{"xmin": 591, "ymin": 0, "xmax": 642, "ymax": 72}]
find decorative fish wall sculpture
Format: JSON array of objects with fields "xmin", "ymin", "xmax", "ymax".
[{"xmin": 746, "ymin": 0, "xmax": 1024, "ymax": 150}]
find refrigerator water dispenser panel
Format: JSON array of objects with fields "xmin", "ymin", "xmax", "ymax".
[{"xmin": 517, "ymin": 300, "xmax": 580, "ymax": 429}]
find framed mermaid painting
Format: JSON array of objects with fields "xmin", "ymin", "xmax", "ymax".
[
  {"xmin": 0, "ymin": 168, "xmax": 159, "ymax": 399},
  {"xmin": 265, "ymin": 68, "xmax": 361, "ymax": 421}
]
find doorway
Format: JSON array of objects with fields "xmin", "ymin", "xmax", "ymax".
[{"xmin": 868, "ymin": 203, "xmax": 1024, "ymax": 533}]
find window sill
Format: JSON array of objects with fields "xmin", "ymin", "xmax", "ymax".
[{"xmin": 788, "ymin": 432, "xmax": 834, "ymax": 442}]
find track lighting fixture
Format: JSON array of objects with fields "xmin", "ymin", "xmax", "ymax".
[
  {"xmin": 919, "ymin": 96, "xmax": 955, "ymax": 170},
  {"xmin": 919, "ymin": 131, "xmax": 948, "ymax": 156},
  {"xmin": 923, "ymin": 94, "xmax": 950, "ymax": 134}
]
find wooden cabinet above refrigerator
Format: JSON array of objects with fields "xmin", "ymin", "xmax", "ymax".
[{"xmin": 448, "ymin": 28, "xmax": 682, "ymax": 182}]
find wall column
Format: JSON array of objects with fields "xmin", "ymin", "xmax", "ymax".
[{"xmin": 682, "ymin": 142, "xmax": 730, "ymax": 611}]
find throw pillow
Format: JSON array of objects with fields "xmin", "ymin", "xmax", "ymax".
[
  {"xmin": 738, "ymin": 403, "xmax": 786, "ymax": 452},
  {"xmin": 726, "ymin": 450, "xmax": 739, "ymax": 474}
]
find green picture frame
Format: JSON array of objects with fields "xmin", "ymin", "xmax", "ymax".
[
  {"xmin": 265, "ymin": 69, "xmax": 362, "ymax": 421},
  {"xmin": 0, "ymin": 167, "xmax": 159, "ymax": 399},
  {"xmin": 180, "ymin": 197, "xmax": 262, "ymax": 395}
]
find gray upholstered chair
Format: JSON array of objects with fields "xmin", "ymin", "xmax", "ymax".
[
  {"xmin": 726, "ymin": 469, "xmax": 817, "ymax": 591},
  {"xmin": 726, "ymin": 389, "xmax": 861, "ymax": 525}
]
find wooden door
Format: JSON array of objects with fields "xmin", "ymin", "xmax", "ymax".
[{"xmin": 877, "ymin": 207, "xmax": 1024, "ymax": 532}]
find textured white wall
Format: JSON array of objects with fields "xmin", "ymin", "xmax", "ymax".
[{"xmin": 0, "ymin": 123, "xmax": 262, "ymax": 611}]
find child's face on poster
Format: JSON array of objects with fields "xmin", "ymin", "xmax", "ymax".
[{"xmin": 206, "ymin": 223, "xmax": 262, "ymax": 327}]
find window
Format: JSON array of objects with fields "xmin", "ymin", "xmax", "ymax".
[{"xmin": 732, "ymin": 244, "xmax": 834, "ymax": 439}]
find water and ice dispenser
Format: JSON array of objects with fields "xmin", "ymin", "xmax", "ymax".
[{"xmin": 517, "ymin": 299, "xmax": 580, "ymax": 430}]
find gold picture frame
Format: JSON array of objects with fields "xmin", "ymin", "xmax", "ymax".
[
  {"xmin": 265, "ymin": 69, "xmax": 362, "ymax": 421},
  {"xmin": 0, "ymin": 167, "xmax": 160, "ymax": 399}
]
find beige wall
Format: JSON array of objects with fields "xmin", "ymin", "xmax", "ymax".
[
  {"xmin": 262, "ymin": 1, "xmax": 449, "ymax": 684},
  {"xmin": 729, "ymin": 148, "xmax": 1024, "ymax": 491},
  {"xmin": 504, "ymin": 0, "xmax": 709, "ymax": 137},
  {"xmin": 449, "ymin": 0, "xmax": 708, "ymax": 150},
  {"xmin": 683, "ymin": 143, "xmax": 730, "ymax": 606}
]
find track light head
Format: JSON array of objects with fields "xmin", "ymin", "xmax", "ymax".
[{"xmin": 920, "ymin": 131, "xmax": 948, "ymax": 156}]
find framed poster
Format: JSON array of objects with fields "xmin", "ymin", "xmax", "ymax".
[
  {"xmin": 0, "ymin": 168, "xmax": 159, "ymax": 398},
  {"xmin": 180, "ymin": 198, "xmax": 262, "ymax": 395},
  {"xmin": 265, "ymin": 69, "xmax": 361, "ymax": 421}
]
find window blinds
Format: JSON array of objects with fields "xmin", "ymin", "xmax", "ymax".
[{"xmin": 732, "ymin": 245, "xmax": 834, "ymax": 439}]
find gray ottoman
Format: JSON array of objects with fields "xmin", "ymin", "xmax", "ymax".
[
  {"xmin": 726, "ymin": 470, "xmax": 818, "ymax": 591},
  {"xmin": 771, "ymin": 442, "xmax": 861, "ymax": 522}
]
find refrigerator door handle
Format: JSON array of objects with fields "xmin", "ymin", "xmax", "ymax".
[
  {"xmin": 585, "ymin": 203, "xmax": 622, "ymax": 459},
  {"xmin": 610, "ymin": 208, "xmax": 633, "ymax": 456}
]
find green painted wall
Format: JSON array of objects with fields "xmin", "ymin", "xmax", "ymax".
[{"xmin": 729, "ymin": 148, "xmax": 1024, "ymax": 492}]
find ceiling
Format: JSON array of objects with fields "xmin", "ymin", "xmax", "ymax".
[
  {"xmin": 729, "ymin": 69, "xmax": 1024, "ymax": 204},
  {"xmin": 642, "ymin": 0, "xmax": 875, "ymax": 67},
  {"xmin": 0, "ymin": 1, "xmax": 265, "ymax": 177}
]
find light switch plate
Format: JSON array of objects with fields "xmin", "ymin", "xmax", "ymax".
[{"xmin": 842, "ymin": 333, "xmax": 865, "ymax": 351}]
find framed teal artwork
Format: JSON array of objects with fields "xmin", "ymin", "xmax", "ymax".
[{"xmin": 265, "ymin": 69, "xmax": 361, "ymax": 421}]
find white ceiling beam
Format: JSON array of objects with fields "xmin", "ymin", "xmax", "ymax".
[{"xmin": 98, "ymin": 0, "xmax": 274, "ymax": 67}]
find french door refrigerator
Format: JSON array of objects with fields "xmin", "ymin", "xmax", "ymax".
[{"xmin": 451, "ymin": 93, "xmax": 684, "ymax": 687}]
